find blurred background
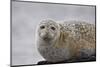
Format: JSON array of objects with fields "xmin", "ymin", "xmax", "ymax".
[{"xmin": 12, "ymin": 1, "xmax": 95, "ymax": 65}]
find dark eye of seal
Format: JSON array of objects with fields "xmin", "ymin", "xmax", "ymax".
[
  {"xmin": 40, "ymin": 26, "xmax": 45, "ymax": 29},
  {"xmin": 51, "ymin": 26, "xmax": 55, "ymax": 30}
]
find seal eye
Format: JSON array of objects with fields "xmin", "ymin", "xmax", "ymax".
[
  {"xmin": 40, "ymin": 26, "xmax": 45, "ymax": 29},
  {"xmin": 51, "ymin": 26, "xmax": 55, "ymax": 30}
]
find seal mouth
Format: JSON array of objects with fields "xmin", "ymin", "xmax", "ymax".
[
  {"xmin": 42, "ymin": 36, "xmax": 51, "ymax": 41},
  {"xmin": 43, "ymin": 37, "xmax": 49, "ymax": 40}
]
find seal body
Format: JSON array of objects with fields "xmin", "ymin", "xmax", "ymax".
[{"xmin": 36, "ymin": 20, "xmax": 96, "ymax": 62}]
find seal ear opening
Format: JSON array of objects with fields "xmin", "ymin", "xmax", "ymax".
[{"xmin": 59, "ymin": 24, "xmax": 63, "ymax": 30}]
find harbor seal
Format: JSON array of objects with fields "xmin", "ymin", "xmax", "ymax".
[{"xmin": 36, "ymin": 19, "xmax": 96, "ymax": 64}]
